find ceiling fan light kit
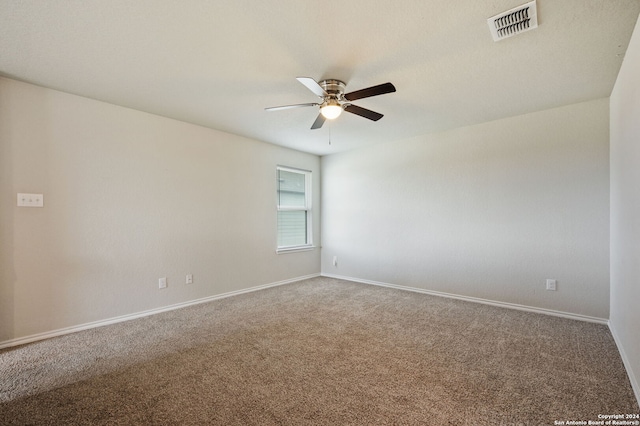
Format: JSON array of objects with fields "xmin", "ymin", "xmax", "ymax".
[
  {"xmin": 320, "ymin": 99, "xmax": 343, "ymax": 119},
  {"xmin": 266, "ymin": 77, "xmax": 396, "ymax": 129}
]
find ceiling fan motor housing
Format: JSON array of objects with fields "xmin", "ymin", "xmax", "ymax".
[
  {"xmin": 319, "ymin": 79, "xmax": 346, "ymax": 100},
  {"xmin": 318, "ymin": 80, "xmax": 347, "ymax": 119}
]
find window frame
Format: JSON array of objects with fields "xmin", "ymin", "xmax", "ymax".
[{"xmin": 276, "ymin": 166, "xmax": 314, "ymax": 254}]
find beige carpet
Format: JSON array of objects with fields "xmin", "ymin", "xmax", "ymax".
[{"xmin": 1, "ymin": 277, "xmax": 638, "ymax": 425}]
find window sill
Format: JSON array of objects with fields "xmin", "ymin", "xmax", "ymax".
[{"xmin": 276, "ymin": 245, "xmax": 316, "ymax": 254}]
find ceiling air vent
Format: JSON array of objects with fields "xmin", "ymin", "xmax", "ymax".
[{"xmin": 488, "ymin": 0, "xmax": 538, "ymax": 42}]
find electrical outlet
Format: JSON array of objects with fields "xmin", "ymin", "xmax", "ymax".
[
  {"xmin": 186, "ymin": 274, "xmax": 193, "ymax": 284},
  {"xmin": 546, "ymin": 279, "xmax": 557, "ymax": 291},
  {"xmin": 159, "ymin": 277, "xmax": 167, "ymax": 289}
]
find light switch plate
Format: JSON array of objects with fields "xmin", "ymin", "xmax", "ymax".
[{"xmin": 17, "ymin": 193, "xmax": 44, "ymax": 207}]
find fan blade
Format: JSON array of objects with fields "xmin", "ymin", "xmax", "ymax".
[
  {"xmin": 297, "ymin": 77, "xmax": 328, "ymax": 98},
  {"xmin": 344, "ymin": 82, "xmax": 396, "ymax": 101},
  {"xmin": 265, "ymin": 103, "xmax": 318, "ymax": 111},
  {"xmin": 311, "ymin": 113, "xmax": 326, "ymax": 129},
  {"xmin": 344, "ymin": 104, "xmax": 384, "ymax": 121}
]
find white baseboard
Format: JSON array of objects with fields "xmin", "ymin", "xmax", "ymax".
[
  {"xmin": 0, "ymin": 273, "xmax": 320, "ymax": 350},
  {"xmin": 609, "ymin": 322, "xmax": 640, "ymax": 406},
  {"xmin": 321, "ymin": 273, "xmax": 609, "ymax": 325}
]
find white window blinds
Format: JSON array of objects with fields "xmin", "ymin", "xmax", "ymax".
[{"xmin": 277, "ymin": 167, "xmax": 312, "ymax": 251}]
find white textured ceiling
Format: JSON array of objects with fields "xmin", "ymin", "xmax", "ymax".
[{"xmin": 1, "ymin": 1, "xmax": 639, "ymax": 156}]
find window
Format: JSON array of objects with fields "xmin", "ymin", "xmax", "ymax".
[{"xmin": 276, "ymin": 166, "xmax": 312, "ymax": 253}]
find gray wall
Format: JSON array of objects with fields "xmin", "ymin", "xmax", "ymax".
[
  {"xmin": 321, "ymin": 98, "xmax": 610, "ymax": 319},
  {"xmin": 610, "ymin": 14, "xmax": 640, "ymax": 402},
  {"xmin": 0, "ymin": 77, "xmax": 320, "ymax": 344}
]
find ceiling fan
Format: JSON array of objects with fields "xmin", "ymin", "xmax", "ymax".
[{"xmin": 265, "ymin": 77, "xmax": 396, "ymax": 129}]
